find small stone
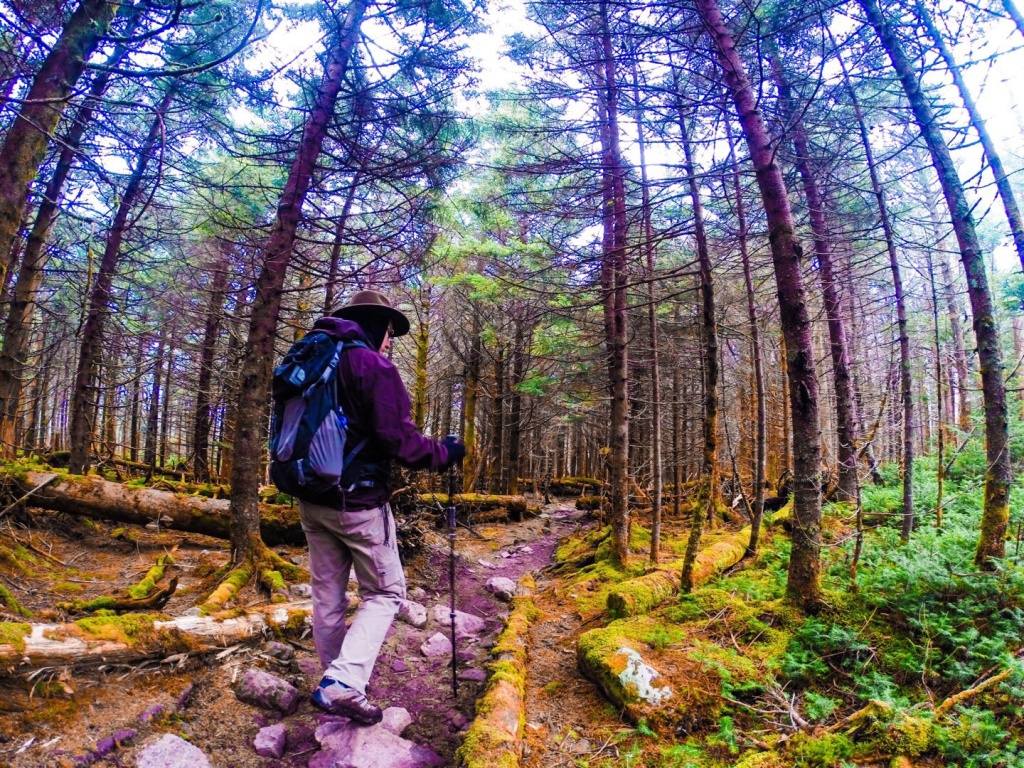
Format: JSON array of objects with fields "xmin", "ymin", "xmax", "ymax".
[
  {"xmin": 381, "ymin": 706, "xmax": 413, "ymax": 736},
  {"xmin": 477, "ymin": 559, "xmax": 498, "ymax": 569},
  {"xmin": 391, "ymin": 659, "xmax": 409, "ymax": 673},
  {"xmin": 568, "ymin": 737, "xmax": 592, "ymax": 754},
  {"xmin": 519, "ymin": 545, "xmax": 533, "ymax": 554},
  {"xmin": 499, "ymin": 551, "xmax": 511, "ymax": 558},
  {"xmin": 290, "ymin": 554, "xmax": 305, "ymax": 565},
  {"xmin": 448, "ymin": 710, "xmax": 468, "ymax": 728},
  {"xmin": 254, "ymin": 723, "xmax": 287, "ymax": 759},
  {"xmin": 234, "ymin": 668, "xmax": 301, "ymax": 715},
  {"xmin": 408, "ymin": 586, "xmax": 427, "ymax": 601},
  {"xmin": 183, "ymin": 606, "xmax": 202, "ymax": 617},
  {"xmin": 289, "ymin": 583, "xmax": 313, "ymax": 598},
  {"xmin": 458, "ymin": 668, "xmax": 486, "ymax": 682},
  {"xmin": 421, "ymin": 632, "xmax": 452, "ymax": 658},
  {"xmin": 136, "ymin": 734, "xmax": 211, "ymax": 768},
  {"xmin": 397, "ymin": 600, "xmax": 428, "ymax": 629},
  {"xmin": 432, "ymin": 605, "xmax": 487, "ymax": 637},
  {"xmin": 485, "ymin": 577, "xmax": 517, "ymax": 601},
  {"xmin": 263, "ymin": 641, "xmax": 295, "ymax": 660},
  {"xmin": 293, "ymin": 656, "xmax": 322, "ymax": 678}
]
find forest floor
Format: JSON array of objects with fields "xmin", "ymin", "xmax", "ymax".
[{"xmin": 0, "ymin": 498, "xmax": 594, "ymax": 767}]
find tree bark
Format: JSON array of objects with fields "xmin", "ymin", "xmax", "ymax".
[
  {"xmin": 726, "ymin": 121, "xmax": 766, "ymax": 556},
  {"xmin": 68, "ymin": 87, "xmax": 177, "ymax": 475},
  {"xmin": 676, "ymin": 101, "xmax": 720, "ymax": 593},
  {"xmin": 0, "ymin": 0, "xmax": 117, "ymax": 278},
  {"xmin": 695, "ymin": 0, "xmax": 823, "ymax": 609},
  {"xmin": 229, "ymin": 0, "xmax": 370, "ymax": 564},
  {"xmin": 771, "ymin": 53, "xmax": 860, "ymax": 507},
  {"xmin": 594, "ymin": 0, "xmax": 631, "ymax": 567},
  {"xmin": 193, "ymin": 253, "xmax": 229, "ymax": 482},
  {"xmin": 861, "ymin": 0, "xmax": 1010, "ymax": 566},
  {"xmin": 144, "ymin": 324, "xmax": 168, "ymax": 471},
  {"xmin": 916, "ymin": 1, "xmax": 1024, "ymax": 271},
  {"xmin": 631, "ymin": 61, "xmax": 663, "ymax": 564},
  {"xmin": 6, "ymin": 470, "xmax": 303, "ymax": 545}
]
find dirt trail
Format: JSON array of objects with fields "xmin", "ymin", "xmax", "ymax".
[{"xmin": 0, "ymin": 503, "xmax": 586, "ymax": 767}]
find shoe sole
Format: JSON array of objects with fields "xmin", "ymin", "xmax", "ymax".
[{"xmin": 312, "ymin": 695, "xmax": 383, "ymax": 725}]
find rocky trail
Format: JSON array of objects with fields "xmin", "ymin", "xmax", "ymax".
[{"xmin": 0, "ymin": 502, "xmax": 593, "ymax": 767}]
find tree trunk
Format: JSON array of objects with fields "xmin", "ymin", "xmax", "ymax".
[
  {"xmin": 771, "ymin": 54, "xmax": 859, "ymax": 507},
  {"xmin": 67, "ymin": 87, "xmax": 177, "ymax": 475},
  {"xmin": 193, "ymin": 254, "xmax": 229, "ymax": 481},
  {"xmin": 726, "ymin": 121, "xmax": 766, "ymax": 556},
  {"xmin": 0, "ymin": 0, "xmax": 117, "ymax": 278},
  {"xmin": 506, "ymin": 316, "xmax": 529, "ymax": 496},
  {"xmin": 631, "ymin": 61, "xmax": 663, "ymax": 564},
  {"xmin": 696, "ymin": 0, "xmax": 823, "ymax": 609},
  {"xmin": 676, "ymin": 101, "xmax": 720, "ymax": 593},
  {"xmin": 916, "ymin": 1, "xmax": 1024, "ymax": 271},
  {"xmin": 0, "ymin": 21, "xmax": 136, "ymax": 457},
  {"xmin": 229, "ymin": 0, "xmax": 369, "ymax": 564},
  {"xmin": 145, "ymin": 325, "xmax": 168, "ymax": 471},
  {"xmin": 595, "ymin": 0, "xmax": 631, "ymax": 567},
  {"xmin": 412, "ymin": 285, "xmax": 430, "ymax": 430},
  {"xmin": 861, "ymin": 0, "xmax": 1010, "ymax": 566},
  {"xmin": 463, "ymin": 304, "xmax": 483, "ymax": 490}
]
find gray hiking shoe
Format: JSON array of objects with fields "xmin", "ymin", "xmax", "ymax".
[{"xmin": 311, "ymin": 677, "xmax": 383, "ymax": 725}]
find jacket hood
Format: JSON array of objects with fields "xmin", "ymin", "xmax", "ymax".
[{"xmin": 312, "ymin": 316, "xmax": 374, "ymax": 346}]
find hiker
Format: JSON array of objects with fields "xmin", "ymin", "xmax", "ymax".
[{"xmin": 297, "ymin": 290, "xmax": 465, "ymax": 724}]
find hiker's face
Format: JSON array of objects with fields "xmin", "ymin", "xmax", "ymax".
[{"xmin": 379, "ymin": 323, "xmax": 394, "ymax": 354}]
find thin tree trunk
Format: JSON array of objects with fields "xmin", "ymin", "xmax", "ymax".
[
  {"xmin": 0, "ymin": 0, "xmax": 117, "ymax": 277},
  {"xmin": 771, "ymin": 53, "xmax": 859, "ymax": 507},
  {"xmin": 676, "ymin": 101, "xmax": 720, "ymax": 592},
  {"xmin": 193, "ymin": 254, "xmax": 229, "ymax": 482},
  {"xmin": 595, "ymin": 0, "xmax": 631, "ymax": 567},
  {"xmin": 0, "ymin": 21, "xmax": 136, "ymax": 456},
  {"xmin": 463, "ymin": 305, "xmax": 483, "ymax": 491},
  {"xmin": 412, "ymin": 285, "xmax": 430, "ymax": 431},
  {"xmin": 68, "ymin": 87, "xmax": 177, "ymax": 475},
  {"xmin": 159, "ymin": 328, "xmax": 175, "ymax": 467},
  {"xmin": 229, "ymin": 0, "xmax": 369, "ymax": 564},
  {"xmin": 861, "ymin": 0, "xmax": 1010, "ymax": 566},
  {"xmin": 726, "ymin": 122, "xmax": 766, "ymax": 556},
  {"xmin": 696, "ymin": 0, "xmax": 823, "ymax": 609},
  {"xmin": 144, "ymin": 326, "xmax": 167, "ymax": 472},
  {"xmin": 632, "ymin": 61, "xmax": 663, "ymax": 565},
  {"xmin": 506, "ymin": 316, "xmax": 529, "ymax": 496},
  {"xmin": 835, "ymin": 37, "xmax": 914, "ymax": 537},
  {"xmin": 915, "ymin": 1, "xmax": 1024, "ymax": 271}
]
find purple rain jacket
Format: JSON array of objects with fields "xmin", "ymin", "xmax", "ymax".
[{"xmin": 309, "ymin": 315, "xmax": 450, "ymax": 511}]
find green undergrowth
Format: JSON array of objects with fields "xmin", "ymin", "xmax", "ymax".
[{"xmin": 562, "ymin": 453, "xmax": 1024, "ymax": 766}]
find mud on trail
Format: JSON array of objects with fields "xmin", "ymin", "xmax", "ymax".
[{"xmin": 0, "ymin": 502, "xmax": 587, "ymax": 767}]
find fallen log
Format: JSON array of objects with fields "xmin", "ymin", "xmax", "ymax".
[
  {"xmin": 6, "ymin": 470, "xmax": 303, "ymax": 545},
  {"xmin": 0, "ymin": 600, "xmax": 313, "ymax": 671}
]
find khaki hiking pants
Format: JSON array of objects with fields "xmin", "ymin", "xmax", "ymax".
[{"xmin": 299, "ymin": 500, "xmax": 406, "ymax": 693}]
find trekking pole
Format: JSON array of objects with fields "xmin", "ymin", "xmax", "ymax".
[{"xmin": 446, "ymin": 439, "xmax": 459, "ymax": 699}]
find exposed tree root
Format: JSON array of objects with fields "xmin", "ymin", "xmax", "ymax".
[
  {"xmin": 57, "ymin": 578, "xmax": 179, "ymax": 614},
  {"xmin": 198, "ymin": 546, "xmax": 309, "ymax": 614},
  {"xmin": 934, "ymin": 667, "xmax": 1013, "ymax": 718}
]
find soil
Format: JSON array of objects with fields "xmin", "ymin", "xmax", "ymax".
[{"xmin": 0, "ymin": 500, "xmax": 591, "ymax": 768}]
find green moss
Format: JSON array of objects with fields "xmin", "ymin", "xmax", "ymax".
[
  {"xmin": 74, "ymin": 613, "xmax": 156, "ymax": 645},
  {"xmin": 789, "ymin": 732, "xmax": 854, "ymax": 767},
  {"xmin": 0, "ymin": 583, "xmax": 31, "ymax": 617},
  {"xmin": 58, "ymin": 595, "xmax": 117, "ymax": 612},
  {"xmin": 0, "ymin": 621, "xmax": 32, "ymax": 651},
  {"xmin": 53, "ymin": 582, "xmax": 84, "ymax": 594},
  {"xmin": 868, "ymin": 710, "xmax": 934, "ymax": 757},
  {"xmin": 126, "ymin": 554, "xmax": 173, "ymax": 600}
]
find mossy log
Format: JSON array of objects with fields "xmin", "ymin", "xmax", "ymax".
[
  {"xmin": 58, "ymin": 577, "xmax": 178, "ymax": 614},
  {"xmin": 606, "ymin": 527, "xmax": 754, "ymax": 618},
  {"xmin": 419, "ymin": 493, "xmax": 528, "ymax": 524},
  {"xmin": 549, "ymin": 477, "xmax": 604, "ymax": 496},
  {"xmin": 6, "ymin": 470, "xmax": 303, "ymax": 545},
  {"xmin": 0, "ymin": 600, "xmax": 313, "ymax": 671},
  {"xmin": 457, "ymin": 576, "xmax": 539, "ymax": 768}
]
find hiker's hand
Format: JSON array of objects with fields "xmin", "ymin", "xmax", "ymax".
[{"xmin": 441, "ymin": 436, "xmax": 465, "ymax": 468}]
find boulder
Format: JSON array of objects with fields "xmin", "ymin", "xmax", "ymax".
[
  {"xmin": 485, "ymin": 577, "xmax": 517, "ymax": 602},
  {"xmin": 254, "ymin": 723, "xmax": 287, "ymax": 759},
  {"xmin": 381, "ymin": 706, "xmax": 413, "ymax": 736},
  {"xmin": 431, "ymin": 605, "xmax": 486, "ymax": 637},
  {"xmin": 397, "ymin": 601, "xmax": 428, "ymax": 629},
  {"xmin": 458, "ymin": 668, "xmax": 486, "ymax": 682},
  {"xmin": 311, "ymin": 714, "xmax": 444, "ymax": 768},
  {"xmin": 136, "ymin": 734, "xmax": 211, "ymax": 768},
  {"xmin": 234, "ymin": 668, "xmax": 301, "ymax": 715},
  {"xmin": 420, "ymin": 632, "xmax": 452, "ymax": 658}
]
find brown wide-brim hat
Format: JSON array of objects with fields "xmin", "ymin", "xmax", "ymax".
[{"xmin": 331, "ymin": 289, "xmax": 411, "ymax": 337}]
